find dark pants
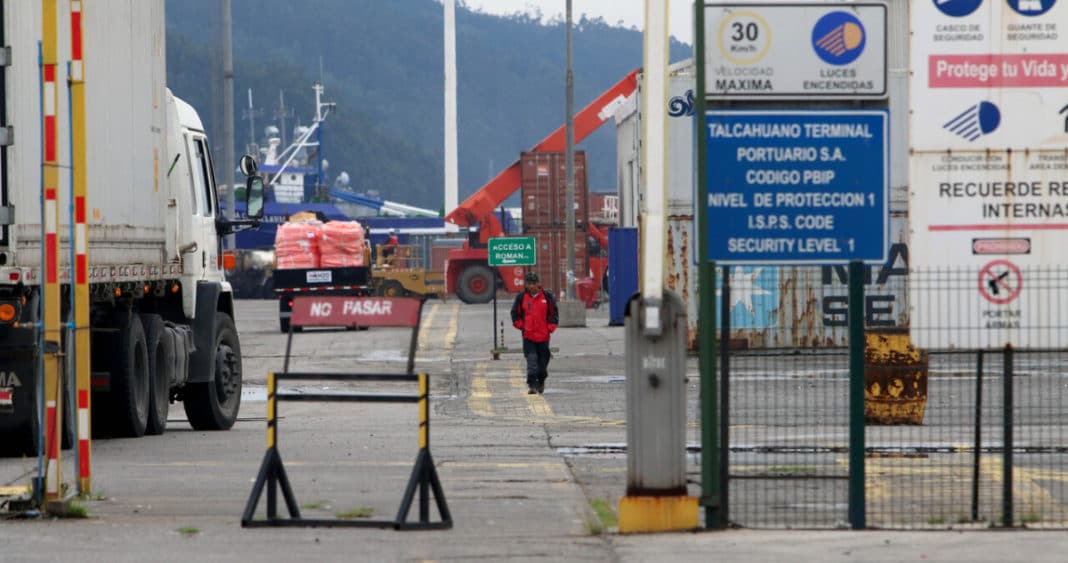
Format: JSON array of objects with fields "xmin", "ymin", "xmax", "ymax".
[{"xmin": 523, "ymin": 339, "xmax": 551, "ymax": 388}]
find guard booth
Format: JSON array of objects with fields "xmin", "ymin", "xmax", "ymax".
[{"xmin": 241, "ymin": 295, "xmax": 451, "ymax": 530}]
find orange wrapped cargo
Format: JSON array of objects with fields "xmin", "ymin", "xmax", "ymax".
[
  {"xmin": 320, "ymin": 220, "xmax": 365, "ymax": 268},
  {"xmin": 275, "ymin": 220, "xmax": 322, "ymax": 269}
]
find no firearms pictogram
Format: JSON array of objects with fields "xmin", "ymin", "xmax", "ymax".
[{"xmin": 978, "ymin": 260, "xmax": 1022, "ymax": 305}]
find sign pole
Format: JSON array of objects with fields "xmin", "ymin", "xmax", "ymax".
[
  {"xmin": 848, "ymin": 260, "xmax": 866, "ymax": 529},
  {"xmin": 487, "ymin": 236, "xmax": 536, "ymax": 359},
  {"xmin": 492, "ymin": 291, "xmax": 498, "ymax": 355},
  {"xmin": 695, "ymin": 0, "xmax": 722, "ymax": 529}
]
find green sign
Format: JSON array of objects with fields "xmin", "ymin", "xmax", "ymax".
[{"xmin": 488, "ymin": 236, "xmax": 536, "ymax": 267}]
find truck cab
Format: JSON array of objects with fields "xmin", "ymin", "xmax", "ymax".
[{"xmin": 169, "ymin": 93, "xmax": 223, "ymax": 312}]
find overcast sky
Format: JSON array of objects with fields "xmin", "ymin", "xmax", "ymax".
[{"xmin": 463, "ymin": 0, "xmax": 695, "ymax": 45}]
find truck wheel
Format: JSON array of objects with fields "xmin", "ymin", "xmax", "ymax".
[
  {"xmin": 110, "ymin": 314, "xmax": 151, "ymax": 438},
  {"xmin": 141, "ymin": 314, "xmax": 173, "ymax": 436},
  {"xmin": 183, "ymin": 312, "xmax": 242, "ymax": 431},
  {"xmin": 457, "ymin": 265, "xmax": 496, "ymax": 304},
  {"xmin": 378, "ymin": 280, "xmax": 405, "ymax": 297},
  {"xmin": 279, "ymin": 317, "xmax": 290, "ymax": 333}
]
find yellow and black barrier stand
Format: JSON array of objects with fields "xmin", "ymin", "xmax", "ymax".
[
  {"xmin": 241, "ymin": 296, "xmax": 451, "ymax": 530},
  {"xmin": 240, "ymin": 372, "xmax": 302, "ymax": 524}
]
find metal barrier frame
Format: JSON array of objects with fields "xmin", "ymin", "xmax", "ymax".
[{"xmin": 241, "ymin": 296, "xmax": 451, "ymax": 530}]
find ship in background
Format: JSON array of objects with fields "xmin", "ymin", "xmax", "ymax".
[{"xmin": 228, "ymin": 82, "xmax": 458, "ymax": 298}]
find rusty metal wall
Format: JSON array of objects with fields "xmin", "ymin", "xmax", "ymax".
[{"xmin": 664, "ymin": 211, "xmax": 910, "ymax": 351}]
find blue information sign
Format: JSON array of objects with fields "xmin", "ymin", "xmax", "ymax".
[{"xmin": 705, "ymin": 110, "xmax": 888, "ymax": 264}]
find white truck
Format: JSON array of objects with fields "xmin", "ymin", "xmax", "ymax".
[{"xmin": 0, "ymin": 2, "xmax": 263, "ymax": 454}]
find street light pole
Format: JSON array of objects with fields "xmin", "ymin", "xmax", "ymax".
[
  {"xmin": 222, "ymin": 0, "xmax": 235, "ymax": 249},
  {"xmin": 565, "ymin": 0, "xmax": 576, "ymax": 300}
]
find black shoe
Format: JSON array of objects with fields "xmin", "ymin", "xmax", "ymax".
[
  {"xmin": 536, "ymin": 383, "xmax": 545, "ymax": 394},
  {"xmin": 527, "ymin": 387, "xmax": 537, "ymax": 395}
]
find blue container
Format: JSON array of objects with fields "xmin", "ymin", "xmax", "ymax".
[{"xmin": 608, "ymin": 227, "xmax": 639, "ymax": 326}]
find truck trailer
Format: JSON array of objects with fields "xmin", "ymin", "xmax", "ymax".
[{"xmin": 0, "ymin": 2, "xmax": 262, "ymax": 454}]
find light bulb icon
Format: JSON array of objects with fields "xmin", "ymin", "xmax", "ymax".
[
  {"xmin": 811, "ymin": 12, "xmax": 866, "ymax": 65},
  {"xmin": 943, "ymin": 101, "xmax": 1001, "ymax": 142}
]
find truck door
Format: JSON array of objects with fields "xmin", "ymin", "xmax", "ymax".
[{"xmin": 185, "ymin": 133, "xmax": 220, "ymax": 280}]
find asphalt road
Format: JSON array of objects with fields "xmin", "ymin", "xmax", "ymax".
[{"xmin": 1, "ymin": 298, "xmax": 1065, "ymax": 562}]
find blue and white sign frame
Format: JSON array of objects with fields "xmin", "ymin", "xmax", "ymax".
[{"xmin": 705, "ymin": 110, "xmax": 889, "ymax": 265}]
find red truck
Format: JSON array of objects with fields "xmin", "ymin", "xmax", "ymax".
[{"xmin": 443, "ymin": 70, "xmax": 638, "ymax": 304}]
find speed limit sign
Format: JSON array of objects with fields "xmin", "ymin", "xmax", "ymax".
[{"xmin": 716, "ymin": 10, "xmax": 771, "ymax": 65}]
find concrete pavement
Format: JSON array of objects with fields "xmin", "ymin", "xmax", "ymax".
[{"xmin": 1, "ymin": 298, "xmax": 1065, "ymax": 561}]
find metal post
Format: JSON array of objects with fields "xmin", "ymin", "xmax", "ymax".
[
  {"xmin": 418, "ymin": 373, "xmax": 430, "ymax": 521},
  {"xmin": 40, "ymin": 0, "xmax": 64, "ymax": 504},
  {"xmin": 267, "ymin": 391, "xmax": 278, "ymax": 520},
  {"xmin": 564, "ymin": 0, "xmax": 575, "ymax": 300},
  {"xmin": 443, "ymin": 0, "xmax": 459, "ymax": 232},
  {"xmin": 267, "ymin": 372, "xmax": 277, "ymax": 450},
  {"xmin": 718, "ymin": 269, "xmax": 730, "ymax": 523},
  {"xmin": 69, "ymin": 0, "xmax": 91, "ymax": 496},
  {"xmin": 618, "ymin": 3, "xmax": 694, "ymax": 531},
  {"xmin": 848, "ymin": 260, "xmax": 866, "ymax": 529},
  {"xmin": 972, "ymin": 350, "xmax": 983, "ymax": 522},
  {"xmin": 694, "ymin": 0, "xmax": 722, "ymax": 529},
  {"xmin": 1002, "ymin": 345, "xmax": 1014, "ymax": 527},
  {"xmin": 221, "ymin": 0, "xmax": 235, "ymax": 248},
  {"xmin": 278, "ymin": 91, "xmax": 288, "ymax": 148},
  {"xmin": 492, "ymin": 291, "xmax": 498, "ymax": 352},
  {"xmin": 246, "ymin": 88, "xmax": 255, "ymax": 153}
]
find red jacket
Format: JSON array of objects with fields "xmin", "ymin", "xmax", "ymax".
[{"xmin": 511, "ymin": 290, "xmax": 558, "ymax": 343}]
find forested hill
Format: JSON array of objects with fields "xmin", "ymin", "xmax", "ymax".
[{"xmin": 165, "ymin": 0, "xmax": 689, "ymax": 209}]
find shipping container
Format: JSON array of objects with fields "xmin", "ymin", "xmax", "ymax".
[
  {"xmin": 430, "ymin": 239, "xmax": 465, "ymax": 273},
  {"xmin": 616, "ymin": 17, "xmax": 911, "ymax": 350},
  {"xmin": 525, "ymin": 229, "xmax": 589, "ymax": 299},
  {"xmin": 520, "ymin": 151, "xmax": 589, "ymax": 231},
  {"xmin": 589, "ymin": 192, "xmax": 620, "ymax": 225}
]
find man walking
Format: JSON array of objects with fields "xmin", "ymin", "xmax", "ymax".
[{"xmin": 511, "ymin": 272, "xmax": 558, "ymax": 394}]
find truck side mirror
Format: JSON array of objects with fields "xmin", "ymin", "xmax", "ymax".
[
  {"xmin": 239, "ymin": 154, "xmax": 259, "ymax": 176},
  {"xmin": 246, "ymin": 176, "xmax": 265, "ymax": 219}
]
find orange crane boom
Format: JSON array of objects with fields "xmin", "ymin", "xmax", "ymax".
[{"xmin": 445, "ymin": 70, "xmax": 638, "ymax": 243}]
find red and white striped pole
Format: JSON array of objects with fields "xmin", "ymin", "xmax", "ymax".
[
  {"xmin": 70, "ymin": 0, "xmax": 92, "ymax": 495},
  {"xmin": 41, "ymin": 0, "xmax": 64, "ymax": 503}
]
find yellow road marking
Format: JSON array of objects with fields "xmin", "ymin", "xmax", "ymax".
[
  {"xmin": 511, "ymin": 366, "xmax": 554, "ymax": 417},
  {"xmin": 469, "ymin": 363, "xmax": 494, "ymax": 417},
  {"xmin": 416, "ymin": 303, "xmax": 440, "ymax": 351},
  {"xmin": 444, "ymin": 304, "xmax": 459, "ymax": 351},
  {"xmin": 0, "ymin": 485, "xmax": 31, "ymax": 496},
  {"xmin": 468, "ymin": 361, "xmax": 621, "ymax": 426},
  {"xmin": 440, "ymin": 461, "xmax": 562, "ymax": 469}
]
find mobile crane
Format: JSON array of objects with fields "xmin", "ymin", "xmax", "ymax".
[{"xmin": 443, "ymin": 70, "xmax": 638, "ymax": 304}]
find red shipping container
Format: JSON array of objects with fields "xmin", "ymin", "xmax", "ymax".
[
  {"xmin": 520, "ymin": 151, "xmax": 589, "ymax": 231},
  {"xmin": 589, "ymin": 191, "xmax": 620, "ymax": 225},
  {"xmin": 525, "ymin": 228, "xmax": 589, "ymax": 299}
]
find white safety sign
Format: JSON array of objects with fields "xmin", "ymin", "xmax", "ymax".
[{"xmin": 909, "ymin": 0, "xmax": 1068, "ymax": 349}]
